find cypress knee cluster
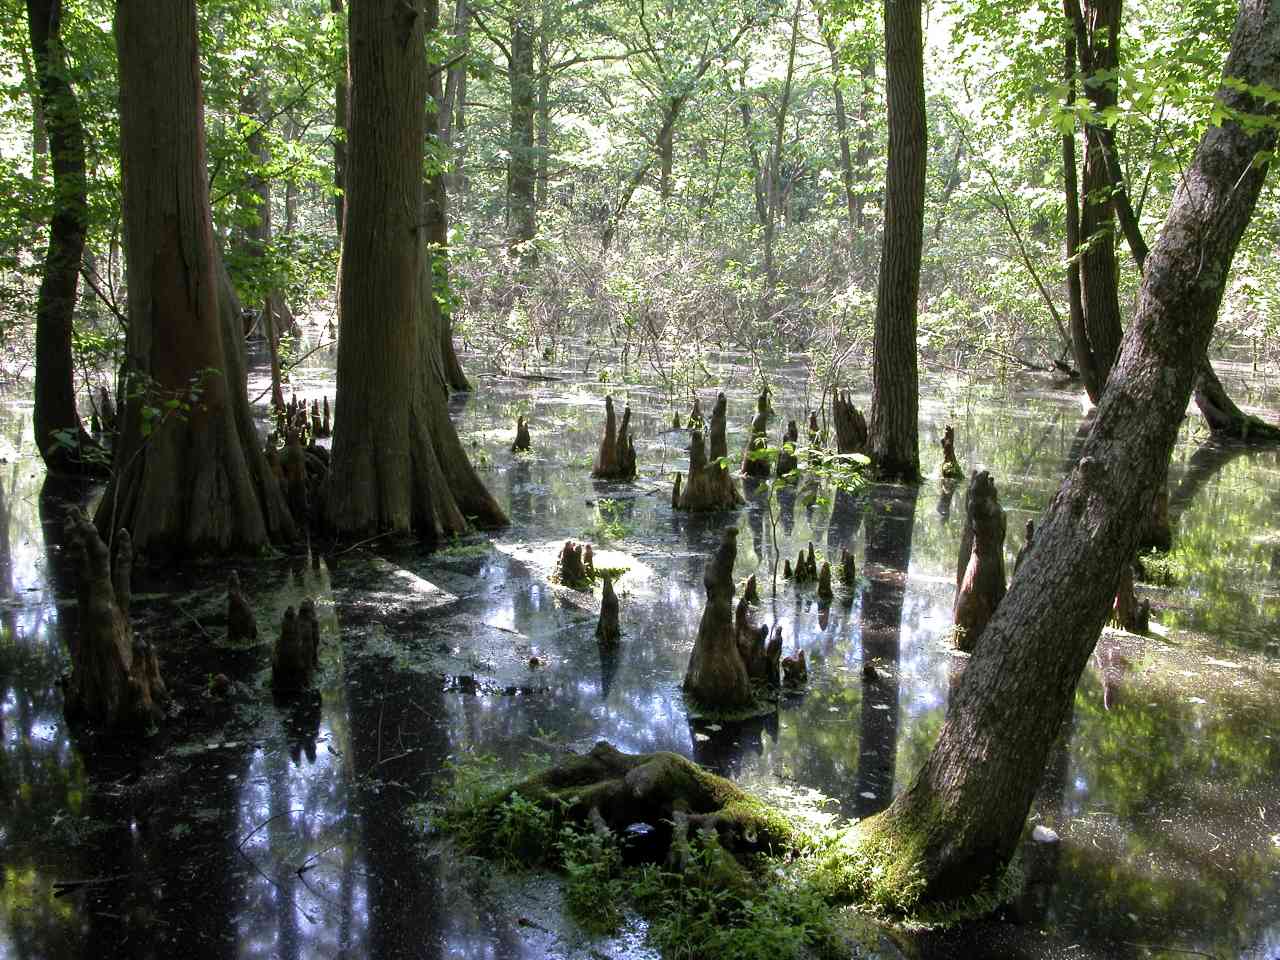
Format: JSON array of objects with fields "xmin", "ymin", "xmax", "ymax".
[
  {"xmin": 832, "ymin": 391, "xmax": 868, "ymax": 455},
  {"xmin": 684, "ymin": 528, "xmax": 752, "ymax": 708},
  {"xmin": 63, "ymin": 510, "xmax": 167, "ymax": 729},
  {"xmin": 954, "ymin": 470, "xmax": 1008, "ymax": 652},
  {"xmin": 781, "ymin": 650, "xmax": 808, "ymax": 689},
  {"xmin": 787, "ymin": 541, "xmax": 819, "ymax": 583},
  {"xmin": 677, "ymin": 394, "xmax": 744, "ymax": 512},
  {"xmin": 734, "ymin": 598, "xmax": 783, "ymax": 686},
  {"xmin": 556, "ymin": 540, "xmax": 594, "ymax": 590},
  {"xmin": 273, "ymin": 599, "xmax": 321, "ymax": 692},
  {"xmin": 592, "ymin": 395, "xmax": 637, "ymax": 480}
]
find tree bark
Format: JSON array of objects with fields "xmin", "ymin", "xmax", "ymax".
[
  {"xmin": 27, "ymin": 0, "xmax": 105, "ymax": 476},
  {"xmin": 857, "ymin": 0, "xmax": 1280, "ymax": 909},
  {"xmin": 867, "ymin": 0, "xmax": 925, "ymax": 482},
  {"xmin": 508, "ymin": 5, "xmax": 537, "ymax": 247},
  {"xmin": 325, "ymin": 0, "xmax": 505, "ymax": 541},
  {"xmin": 1061, "ymin": 13, "xmax": 1098, "ymax": 399},
  {"xmin": 1074, "ymin": 0, "xmax": 1124, "ymax": 394},
  {"xmin": 425, "ymin": 0, "xmax": 470, "ymax": 392},
  {"xmin": 331, "ymin": 0, "xmax": 349, "ymax": 237},
  {"xmin": 101, "ymin": 0, "xmax": 295, "ymax": 559}
]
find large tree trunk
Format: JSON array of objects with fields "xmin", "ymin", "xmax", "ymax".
[
  {"xmin": 325, "ymin": 0, "xmax": 505, "ymax": 541},
  {"xmin": 425, "ymin": 0, "xmax": 470, "ymax": 393},
  {"xmin": 1061, "ymin": 13, "xmax": 1098, "ymax": 399},
  {"xmin": 1074, "ymin": 0, "xmax": 1125, "ymax": 396},
  {"xmin": 27, "ymin": 0, "xmax": 104, "ymax": 476},
  {"xmin": 867, "ymin": 0, "xmax": 925, "ymax": 482},
  {"xmin": 508, "ymin": 5, "xmax": 537, "ymax": 247},
  {"xmin": 856, "ymin": 0, "xmax": 1280, "ymax": 909},
  {"xmin": 100, "ymin": 0, "xmax": 295, "ymax": 559}
]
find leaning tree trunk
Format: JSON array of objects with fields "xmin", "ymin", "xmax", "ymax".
[
  {"xmin": 325, "ymin": 0, "xmax": 505, "ymax": 540},
  {"xmin": 855, "ymin": 0, "xmax": 1280, "ymax": 910},
  {"xmin": 26, "ymin": 0, "xmax": 104, "ymax": 476},
  {"xmin": 100, "ymin": 0, "xmax": 295, "ymax": 559},
  {"xmin": 1193, "ymin": 354, "xmax": 1280, "ymax": 441},
  {"xmin": 867, "ymin": 0, "xmax": 925, "ymax": 482}
]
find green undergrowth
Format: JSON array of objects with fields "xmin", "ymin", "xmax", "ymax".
[{"xmin": 424, "ymin": 751, "xmax": 1022, "ymax": 958}]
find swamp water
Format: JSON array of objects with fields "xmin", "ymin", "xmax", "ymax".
[{"xmin": 2, "ymin": 343, "xmax": 1280, "ymax": 959}]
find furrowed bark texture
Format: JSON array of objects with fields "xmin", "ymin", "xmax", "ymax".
[
  {"xmin": 102, "ymin": 0, "xmax": 294, "ymax": 558},
  {"xmin": 27, "ymin": 0, "xmax": 102, "ymax": 475},
  {"xmin": 862, "ymin": 0, "xmax": 1280, "ymax": 906},
  {"xmin": 326, "ymin": 0, "xmax": 505, "ymax": 540},
  {"xmin": 1075, "ymin": 0, "xmax": 1125, "ymax": 395},
  {"xmin": 867, "ymin": 0, "xmax": 925, "ymax": 482}
]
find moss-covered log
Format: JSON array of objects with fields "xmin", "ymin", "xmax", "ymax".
[{"xmin": 484, "ymin": 740, "xmax": 801, "ymax": 858}]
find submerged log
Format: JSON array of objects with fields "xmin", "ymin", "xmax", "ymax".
[
  {"xmin": 556, "ymin": 540, "xmax": 593, "ymax": 590},
  {"xmin": 678, "ymin": 395, "xmax": 744, "ymax": 512},
  {"xmin": 592, "ymin": 396, "xmax": 637, "ymax": 480},
  {"xmin": 272, "ymin": 606, "xmax": 315, "ymax": 691},
  {"xmin": 596, "ymin": 574, "xmax": 621, "ymax": 647},
  {"xmin": 741, "ymin": 387, "xmax": 772, "ymax": 478},
  {"xmin": 684, "ymin": 527, "xmax": 752, "ymax": 709},
  {"xmin": 63, "ymin": 510, "xmax": 165, "ymax": 729},
  {"xmin": 511, "ymin": 416, "xmax": 531, "ymax": 452},
  {"xmin": 940, "ymin": 424, "xmax": 964, "ymax": 480},
  {"xmin": 832, "ymin": 391, "xmax": 868, "ymax": 455},
  {"xmin": 954, "ymin": 470, "xmax": 1008, "ymax": 652},
  {"xmin": 227, "ymin": 570, "xmax": 257, "ymax": 643},
  {"xmin": 776, "ymin": 419, "xmax": 799, "ymax": 478}
]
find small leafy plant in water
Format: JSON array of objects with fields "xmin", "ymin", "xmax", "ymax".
[{"xmin": 590, "ymin": 497, "xmax": 630, "ymax": 543}]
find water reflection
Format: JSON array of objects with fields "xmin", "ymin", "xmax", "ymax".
[{"xmin": 3, "ymin": 355, "xmax": 1280, "ymax": 959}]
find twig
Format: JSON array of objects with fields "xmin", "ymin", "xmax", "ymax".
[
  {"xmin": 330, "ymin": 531, "xmax": 397, "ymax": 557},
  {"xmin": 169, "ymin": 599, "xmax": 213, "ymax": 639},
  {"xmin": 250, "ymin": 339, "xmax": 337, "ymax": 404}
]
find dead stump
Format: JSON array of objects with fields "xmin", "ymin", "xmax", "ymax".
[
  {"xmin": 684, "ymin": 527, "xmax": 752, "ymax": 709},
  {"xmin": 1014, "ymin": 519, "xmax": 1035, "ymax": 575},
  {"xmin": 1112, "ymin": 565, "xmax": 1150, "ymax": 634},
  {"xmin": 677, "ymin": 394, "xmax": 744, "ymax": 512},
  {"xmin": 283, "ymin": 430, "xmax": 309, "ymax": 525},
  {"xmin": 511, "ymin": 416, "xmax": 531, "ymax": 452},
  {"xmin": 742, "ymin": 574, "xmax": 760, "ymax": 605},
  {"xmin": 940, "ymin": 425, "xmax": 964, "ymax": 480},
  {"xmin": 838, "ymin": 547, "xmax": 856, "ymax": 588},
  {"xmin": 817, "ymin": 562, "xmax": 834, "ymax": 604},
  {"xmin": 954, "ymin": 470, "xmax": 1008, "ymax": 652},
  {"xmin": 832, "ymin": 391, "xmax": 868, "ymax": 455},
  {"xmin": 227, "ymin": 570, "xmax": 257, "ymax": 643},
  {"xmin": 596, "ymin": 574, "xmax": 621, "ymax": 648},
  {"xmin": 63, "ymin": 510, "xmax": 166, "ymax": 729},
  {"xmin": 592, "ymin": 396, "xmax": 637, "ymax": 480}
]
